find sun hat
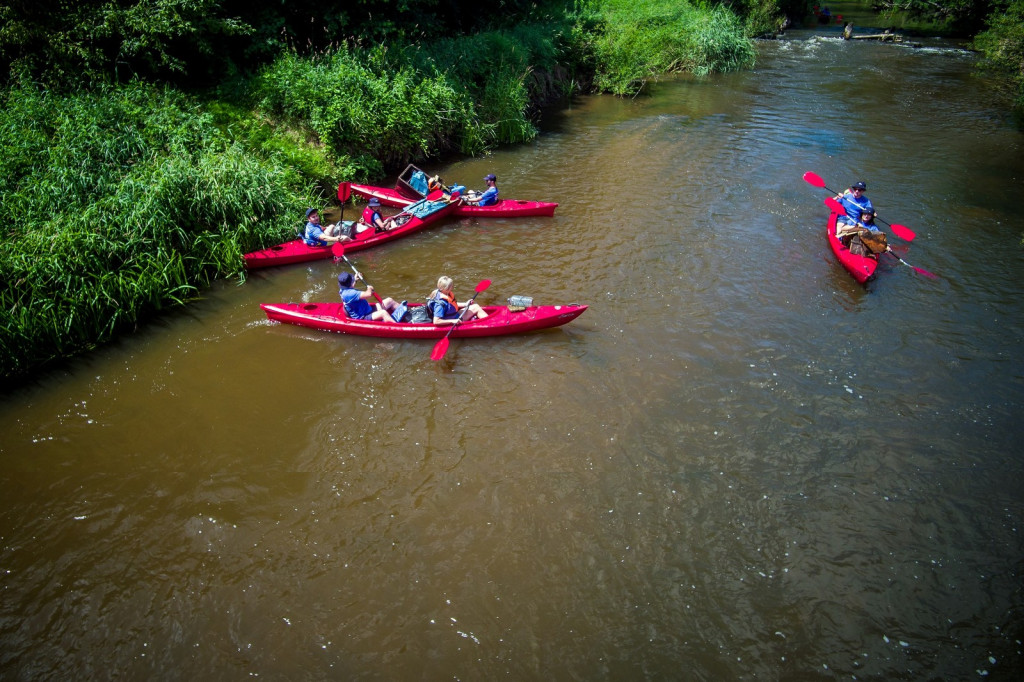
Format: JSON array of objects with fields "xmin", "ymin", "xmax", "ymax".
[{"xmin": 337, "ymin": 272, "xmax": 354, "ymax": 288}]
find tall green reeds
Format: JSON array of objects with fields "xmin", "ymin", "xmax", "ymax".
[
  {"xmin": 0, "ymin": 81, "xmax": 311, "ymax": 380},
  {"xmin": 413, "ymin": 25, "xmax": 569, "ymax": 145},
  {"xmin": 973, "ymin": 0, "xmax": 1024, "ymax": 108},
  {"xmin": 253, "ymin": 45, "xmax": 479, "ymax": 171},
  {"xmin": 580, "ymin": 0, "xmax": 756, "ymax": 95}
]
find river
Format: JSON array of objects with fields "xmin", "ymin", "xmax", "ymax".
[{"xmin": 2, "ymin": 29, "xmax": 1023, "ymax": 679}]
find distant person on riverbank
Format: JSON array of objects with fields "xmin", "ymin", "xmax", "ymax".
[
  {"xmin": 463, "ymin": 174, "xmax": 499, "ymax": 206},
  {"xmin": 303, "ymin": 208, "xmax": 350, "ymax": 247},
  {"xmin": 835, "ymin": 181, "xmax": 874, "ymax": 229},
  {"xmin": 338, "ymin": 272, "xmax": 400, "ymax": 322},
  {"xmin": 427, "ymin": 276, "xmax": 488, "ymax": 325}
]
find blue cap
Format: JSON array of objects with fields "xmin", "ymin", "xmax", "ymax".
[
  {"xmin": 484, "ymin": 174, "xmax": 496, "ymax": 182},
  {"xmin": 306, "ymin": 207, "xmax": 317, "ymax": 218},
  {"xmin": 368, "ymin": 198, "xmax": 381, "ymax": 207},
  {"xmin": 338, "ymin": 272, "xmax": 354, "ymax": 288}
]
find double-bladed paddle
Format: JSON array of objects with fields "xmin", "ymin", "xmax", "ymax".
[
  {"xmin": 803, "ymin": 171, "xmax": 917, "ymax": 242},
  {"xmin": 430, "ymin": 280, "xmax": 491, "ymax": 361},
  {"xmin": 824, "ymin": 197, "xmax": 937, "ymax": 279},
  {"xmin": 329, "ymin": 191, "xmax": 456, "ymax": 259}
]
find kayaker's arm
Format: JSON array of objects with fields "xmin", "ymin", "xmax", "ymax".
[{"xmin": 433, "ymin": 313, "xmax": 462, "ymax": 326}]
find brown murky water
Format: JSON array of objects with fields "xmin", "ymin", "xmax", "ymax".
[{"xmin": 2, "ymin": 31, "xmax": 1023, "ymax": 678}]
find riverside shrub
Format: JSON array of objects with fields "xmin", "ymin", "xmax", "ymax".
[
  {"xmin": 581, "ymin": 0, "xmax": 756, "ymax": 95},
  {"xmin": 253, "ymin": 46, "xmax": 478, "ymax": 168},
  {"xmin": 0, "ymin": 81, "xmax": 310, "ymax": 380}
]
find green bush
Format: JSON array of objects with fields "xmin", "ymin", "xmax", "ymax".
[
  {"xmin": 0, "ymin": 81, "xmax": 311, "ymax": 379},
  {"xmin": 580, "ymin": 0, "xmax": 756, "ymax": 96},
  {"xmin": 412, "ymin": 26, "xmax": 565, "ymax": 145},
  {"xmin": 974, "ymin": 0, "xmax": 1024, "ymax": 108},
  {"xmin": 253, "ymin": 45, "xmax": 480, "ymax": 169}
]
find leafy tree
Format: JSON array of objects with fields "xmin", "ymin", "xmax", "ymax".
[
  {"xmin": 0, "ymin": 0, "xmax": 250, "ymax": 87},
  {"xmin": 872, "ymin": 0, "xmax": 998, "ymax": 34},
  {"xmin": 973, "ymin": 0, "xmax": 1024, "ymax": 106}
]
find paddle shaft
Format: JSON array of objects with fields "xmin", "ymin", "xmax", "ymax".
[
  {"xmin": 885, "ymin": 248, "xmax": 937, "ymax": 278},
  {"xmin": 338, "ymin": 253, "xmax": 385, "ymax": 306},
  {"xmin": 366, "ymin": 190, "xmax": 454, "ymax": 231},
  {"xmin": 337, "ymin": 182, "xmax": 352, "ymax": 224},
  {"xmin": 430, "ymin": 280, "xmax": 491, "ymax": 361}
]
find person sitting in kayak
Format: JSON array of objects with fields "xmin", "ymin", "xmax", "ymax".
[
  {"xmin": 338, "ymin": 272, "xmax": 400, "ymax": 322},
  {"xmin": 834, "ymin": 181, "xmax": 873, "ymax": 230},
  {"xmin": 427, "ymin": 276, "xmax": 488, "ymax": 325},
  {"xmin": 837, "ymin": 206, "xmax": 879, "ymax": 241},
  {"xmin": 463, "ymin": 174, "xmax": 499, "ymax": 206},
  {"xmin": 303, "ymin": 208, "xmax": 351, "ymax": 246},
  {"xmin": 360, "ymin": 198, "xmax": 396, "ymax": 233},
  {"xmin": 842, "ymin": 208, "xmax": 888, "ymax": 256}
]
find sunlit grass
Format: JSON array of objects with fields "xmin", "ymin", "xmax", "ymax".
[
  {"xmin": 581, "ymin": 0, "xmax": 756, "ymax": 95},
  {"xmin": 0, "ymin": 81, "xmax": 312, "ymax": 379}
]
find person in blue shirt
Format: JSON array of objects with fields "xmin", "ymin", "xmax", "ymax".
[
  {"xmin": 464, "ymin": 174, "xmax": 499, "ymax": 207},
  {"xmin": 427, "ymin": 275, "xmax": 488, "ymax": 325},
  {"xmin": 837, "ymin": 206, "xmax": 880, "ymax": 241},
  {"xmin": 338, "ymin": 272, "xmax": 399, "ymax": 322},
  {"xmin": 834, "ymin": 181, "xmax": 873, "ymax": 228},
  {"xmin": 303, "ymin": 208, "xmax": 350, "ymax": 246},
  {"xmin": 840, "ymin": 207, "xmax": 888, "ymax": 256}
]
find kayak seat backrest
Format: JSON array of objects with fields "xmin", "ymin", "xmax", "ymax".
[
  {"xmin": 396, "ymin": 163, "xmax": 427, "ymax": 199},
  {"xmin": 425, "ymin": 299, "xmax": 442, "ymax": 320},
  {"xmin": 408, "ymin": 171, "xmax": 430, "ymax": 197}
]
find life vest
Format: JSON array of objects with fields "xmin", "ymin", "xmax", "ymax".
[
  {"xmin": 361, "ymin": 206, "xmax": 380, "ymax": 226},
  {"xmin": 428, "ymin": 290, "xmax": 458, "ymax": 319}
]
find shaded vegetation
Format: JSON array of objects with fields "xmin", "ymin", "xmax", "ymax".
[
  {"xmin": 870, "ymin": 0, "xmax": 1024, "ymax": 105},
  {"xmin": 973, "ymin": 0, "xmax": 1024, "ymax": 107}
]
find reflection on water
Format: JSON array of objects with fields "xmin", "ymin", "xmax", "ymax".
[{"xmin": 2, "ymin": 31, "xmax": 1023, "ymax": 678}]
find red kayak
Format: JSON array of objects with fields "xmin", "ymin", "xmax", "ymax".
[
  {"xmin": 260, "ymin": 302, "xmax": 588, "ymax": 338},
  {"xmin": 243, "ymin": 195, "xmax": 460, "ymax": 269},
  {"xmin": 350, "ymin": 183, "xmax": 557, "ymax": 218},
  {"xmin": 827, "ymin": 208, "xmax": 877, "ymax": 284}
]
